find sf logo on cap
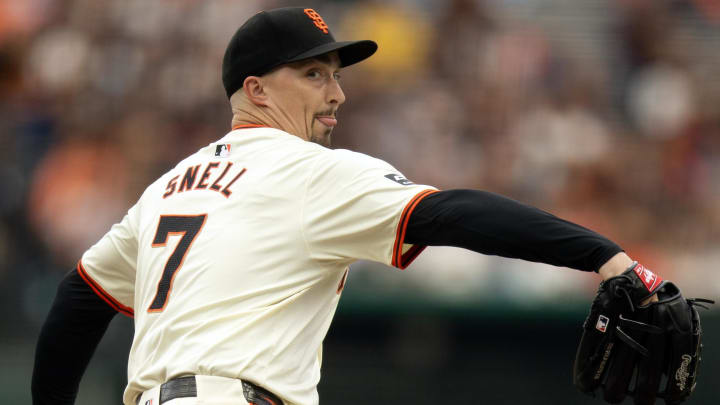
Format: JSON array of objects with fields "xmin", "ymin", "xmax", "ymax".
[{"xmin": 304, "ymin": 9, "xmax": 329, "ymax": 34}]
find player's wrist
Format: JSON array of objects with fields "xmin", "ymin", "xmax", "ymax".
[{"xmin": 597, "ymin": 252, "xmax": 634, "ymax": 280}]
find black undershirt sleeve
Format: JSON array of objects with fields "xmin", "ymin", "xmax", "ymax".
[
  {"xmin": 32, "ymin": 268, "xmax": 118, "ymax": 405},
  {"xmin": 405, "ymin": 189, "xmax": 622, "ymax": 272}
]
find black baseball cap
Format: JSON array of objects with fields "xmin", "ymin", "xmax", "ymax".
[{"xmin": 222, "ymin": 7, "xmax": 378, "ymax": 98}]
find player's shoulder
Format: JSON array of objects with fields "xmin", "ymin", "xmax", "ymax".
[
  {"xmin": 314, "ymin": 148, "xmax": 397, "ymax": 174},
  {"xmin": 303, "ymin": 148, "xmax": 421, "ymax": 193}
]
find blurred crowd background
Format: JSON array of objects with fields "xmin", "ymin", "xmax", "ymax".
[{"xmin": 1, "ymin": 0, "xmax": 719, "ymax": 403}]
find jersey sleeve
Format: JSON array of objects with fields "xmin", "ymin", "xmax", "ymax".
[
  {"xmin": 302, "ymin": 149, "xmax": 437, "ymax": 269},
  {"xmin": 78, "ymin": 204, "xmax": 139, "ymax": 317}
]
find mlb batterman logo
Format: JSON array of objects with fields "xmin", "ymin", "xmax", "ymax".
[
  {"xmin": 596, "ymin": 315, "xmax": 610, "ymax": 333},
  {"xmin": 215, "ymin": 144, "xmax": 231, "ymax": 157}
]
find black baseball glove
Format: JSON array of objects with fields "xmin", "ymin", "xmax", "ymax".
[{"xmin": 573, "ymin": 262, "xmax": 713, "ymax": 405}]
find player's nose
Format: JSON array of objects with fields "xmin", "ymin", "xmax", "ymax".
[{"xmin": 327, "ymin": 77, "xmax": 345, "ymax": 106}]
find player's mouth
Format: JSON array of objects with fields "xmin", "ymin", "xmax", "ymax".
[{"xmin": 315, "ymin": 114, "xmax": 337, "ymax": 128}]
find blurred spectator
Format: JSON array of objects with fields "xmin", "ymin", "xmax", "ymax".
[
  {"xmin": 627, "ymin": 62, "xmax": 696, "ymax": 139},
  {"xmin": 27, "ymin": 138, "xmax": 130, "ymax": 266},
  {"xmin": 431, "ymin": 0, "xmax": 496, "ymax": 85}
]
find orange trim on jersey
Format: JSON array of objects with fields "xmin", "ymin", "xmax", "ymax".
[
  {"xmin": 231, "ymin": 124, "xmax": 267, "ymax": 130},
  {"xmin": 77, "ymin": 260, "xmax": 135, "ymax": 318},
  {"xmin": 336, "ymin": 268, "xmax": 349, "ymax": 295},
  {"xmin": 391, "ymin": 189, "xmax": 439, "ymax": 269}
]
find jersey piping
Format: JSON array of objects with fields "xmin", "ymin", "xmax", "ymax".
[
  {"xmin": 231, "ymin": 124, "xmax": 268, "ymax": 130},
  {"xmin": 77, "ymin": 260, "xmax": 135, "ymax": 317},
  {"xmin": 392, "ymin": 189, "xmax": 439, "ymax": 269}
]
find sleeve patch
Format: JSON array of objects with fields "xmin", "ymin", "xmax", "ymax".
[{"xmin": 385, "ymin": 173, "xmax": 414, "ymax": 186}]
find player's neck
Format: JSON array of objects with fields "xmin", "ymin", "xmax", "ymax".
[
  {"xmin": 231, "ymin": 112, "xmax": 295, "ymax": 136},
  {"xmin": 229, "ymin": 92, "xmax": 312, "ymax": 141}
]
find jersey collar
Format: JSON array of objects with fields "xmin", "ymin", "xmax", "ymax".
[{"xmin": 232, "ymin": 124, "xmax": 268, "ymax": 130}]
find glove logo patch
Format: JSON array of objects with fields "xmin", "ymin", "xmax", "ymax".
[
  {"xmin": 632, "ymin": 263, "xmax": 662, "ymax": 292},
  {"xmin": 675, "ymin": 354, "xmax": 692, "ymax": 390},
  {"xmin": 595, "ymin": 315, "xmax": 610, "ymax": 333}
]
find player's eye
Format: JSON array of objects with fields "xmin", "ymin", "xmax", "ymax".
[
  {"xmin": 307, "ymin": 70, "xmax": 322, "ymax": 79},
  {"xmin": 332, "ymin": 72, "xmax": 341, "ymax": 81}
]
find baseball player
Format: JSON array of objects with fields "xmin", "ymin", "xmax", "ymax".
[{"xmin": 33, "ymin": 7, "xmax": 702, "ymax": 405}]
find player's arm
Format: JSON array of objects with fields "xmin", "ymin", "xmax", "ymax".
[
  {"xmin": 32, "ymin": 269, "xmax": 118, "ymax": 405},
  {"xmin": 404, "ymin": 189, "xmax": 625, "ymax": 273}
]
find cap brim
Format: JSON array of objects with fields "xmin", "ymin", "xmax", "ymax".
[{"xmin": 287, "ymin": 40, "xmax": 378, "ymax": 68}]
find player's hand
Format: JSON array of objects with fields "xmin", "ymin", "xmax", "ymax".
[
  {"xmin": 598, "ymin": 253, "xmax": 658, "ymax": 305},
  {"xmin": 573, "ymin": 262, "xmax": 713, "ymax": 404}
]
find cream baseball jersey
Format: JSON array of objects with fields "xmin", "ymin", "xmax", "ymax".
[{"xmin": 78, "ymin": 126, "xmax": 437, "ymax": 405}]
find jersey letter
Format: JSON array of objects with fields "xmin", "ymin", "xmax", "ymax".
[
  {"xmin": 195, "ymin": 162, "xmax": 220, "ymax": 190},
  {"xmin": 179, "ymin": 164, "xmax": 201, "ymax": 192},
  {"xmin": 163, "ymin": 175, "xmax": 179, "ymax": 198},
  {"xmin": 210, "ymin": 162, "xmax": 234, "ymax": 192},
  {"xmin": 221, "ymin": 168, "xmax": 246, "ymax": 198}
]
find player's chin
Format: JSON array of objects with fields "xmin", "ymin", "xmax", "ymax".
[{"xmin": 310, "ymin": 127, "xmax": 333, "ymax": 147}]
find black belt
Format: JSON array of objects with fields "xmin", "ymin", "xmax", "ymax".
[
  {"xmin": 142, "ymin": 376, "xmax": 283, "ymax": 405},
  {"xmin": 159, "ymin": 376, "xmax": 196, "ymax": 403}
]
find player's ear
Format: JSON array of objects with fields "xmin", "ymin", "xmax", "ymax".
[{"xmin": 243, "ymin": 76, "xmax": 269, "ymax": 107}]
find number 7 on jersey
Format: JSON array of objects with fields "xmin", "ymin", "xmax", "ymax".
[{"xmin": 149, "ymin": 214, "xmax": 207, "ymax": 312}]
